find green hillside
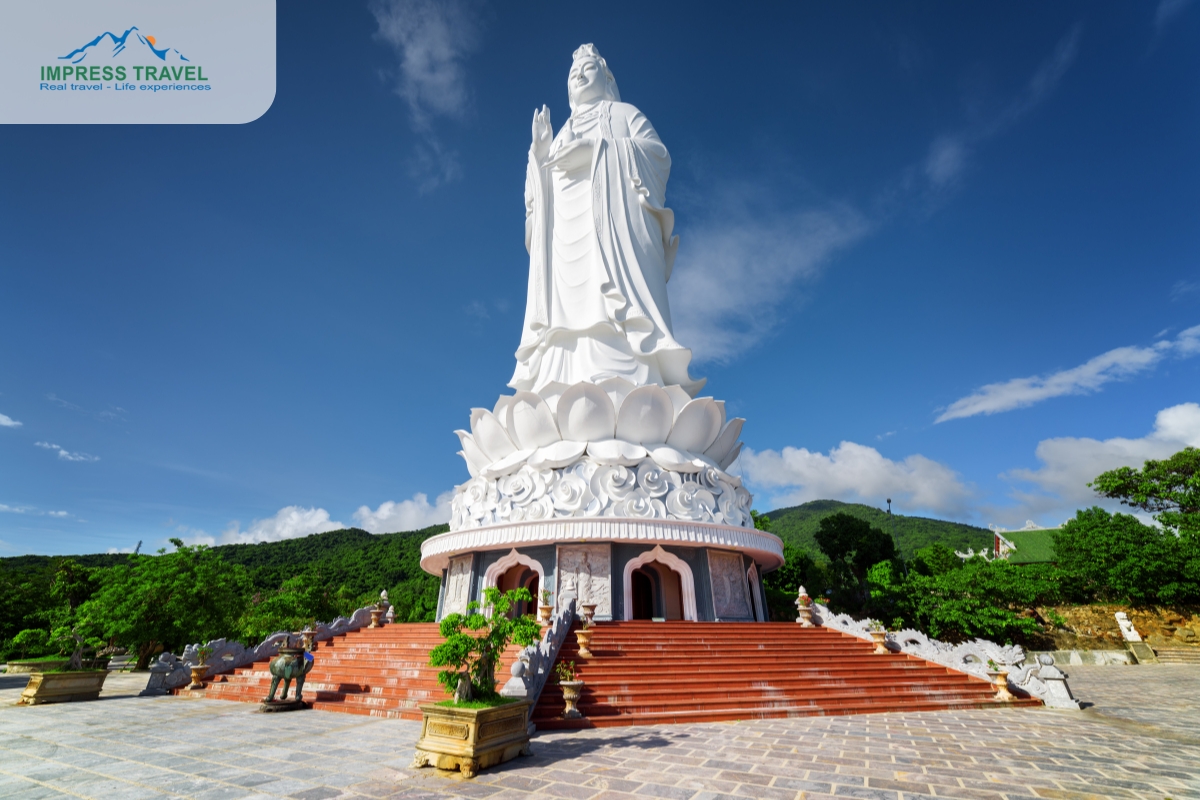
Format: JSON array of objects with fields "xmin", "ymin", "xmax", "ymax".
[{"xmin": 761, "ymin": 500, "xmax": 991, "ymax": 560}]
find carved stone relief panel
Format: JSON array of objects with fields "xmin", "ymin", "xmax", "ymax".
[
  {"xmin": 443, "ymin": 554, "xmax": 473, "ymax": 617},
  {"xmin": 707, "ymin": 549, "xmax": 752, "ymax": 620},
  {"xmin": 556, "ymin": 544, "xmax": 611, "ymax": 619}
]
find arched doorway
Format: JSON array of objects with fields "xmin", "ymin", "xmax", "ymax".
[
  {"xmin": 622, "ymin": 545, "xmax": 698, "ymax": 621},
  {"xmin": 482, "ymin": 549, "xmax": 545, "ymax": 619},
  {"xmin": 496, "ymin": 565, "xmax": 539, "ymax": 618},
  {"xmin": 630, "ymin": 562, "xmax": 685, "ymax": 620},
  {"xmin": 630, "ymin": 569, "xmax": 654, "ymax": 619}
]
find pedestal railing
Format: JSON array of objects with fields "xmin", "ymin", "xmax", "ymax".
[
  {"xmin": 500, "ymin": 597, "xmax": 577, "ymax": 732},
  {"xmin": 809, "ymin": 602, "xmax": 1080, "ymax": 710}
]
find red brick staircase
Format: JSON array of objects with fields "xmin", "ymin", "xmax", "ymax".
[
  {"xmin": 204, "ymin": 623, "xmax": 517, "ymax": 719},
  {"xmin": 531, "ymin": 621, "xmax": 1038, "ymax": 729},
  {"xmin": 203, "ymin": 620, "xmax": 1038, "ymax": 726}
]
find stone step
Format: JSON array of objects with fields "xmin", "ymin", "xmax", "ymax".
[{"xmin": 1155, "ymin": 648, "xmax": 1200, "ymax": 663}]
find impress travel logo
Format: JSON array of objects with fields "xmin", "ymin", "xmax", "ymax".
[
  {"xmin": 1, "ymin": 0, "xmax": 274, "ymax": 124},
  {"xmin": 41, "ymin": 26, "xmax": 213, "ymax": 94}
]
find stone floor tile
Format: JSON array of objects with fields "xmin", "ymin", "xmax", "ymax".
[
  {"xmin": 634, "ymin": 783, "xmax": 698, "ymax": 799},
  {"xmin": 585, "ymin": 777, "xmax": 644, "ymax": 793},
  {"xmin": 291, "ymin": 788, "xmax": 347, "ymax": 800}
]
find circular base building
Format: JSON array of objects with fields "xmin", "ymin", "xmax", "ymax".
[{"xmin": 420, "ymin": 380, "xmax": 784, "ymax": 623}]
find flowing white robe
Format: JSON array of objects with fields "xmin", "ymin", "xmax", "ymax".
[{"xmin": 510, "ymin": 100, "xmax": 703, "ymax": 396}]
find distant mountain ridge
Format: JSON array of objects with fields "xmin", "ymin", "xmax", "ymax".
[
  {"xmin": 762, "ymin": 500, "xmax": 991, "ymax": 560},
  {"xmin": 0, "ymin": 503, "xmax": 988, "ymax": 570}
]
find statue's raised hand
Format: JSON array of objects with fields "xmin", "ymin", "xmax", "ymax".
[{"xmin": 531, "ymin": 104, "xmax": 552, "ymax": 162}]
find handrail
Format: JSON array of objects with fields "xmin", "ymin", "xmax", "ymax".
[
  {"xmin": 500, "ymin": 598, "xmax": 577, "ymax": 731},
  {"xmin": 809, "ymin": 601, "xmax": 1080, "ymax": 709}
]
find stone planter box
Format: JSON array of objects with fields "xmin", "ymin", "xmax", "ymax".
[
  {"xmin": 18, "ymin": 670, "xmax": 108, "ymax": 705},
  {"xmin": 411, "ymin": 699, "xmax": 531, "ymax": 778},
  {"xmin": 6, "ymin": 659, "xmax": 69, "ymax": 674}
]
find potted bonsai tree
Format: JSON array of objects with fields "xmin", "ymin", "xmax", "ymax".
[
  {"xmin": 412, "ymin": 586, "xmax": 541, "ymax": 778},
  {"xmin": 537, "ymin": 589, "xmax": 553, "ymax": 624},
  {"xmin": 18, "ymin": 625, "xmax": 108, "ymax": 706},
  {"xmin": 555, "ymin": 660, "xmax": 584, "ymax": 719}
]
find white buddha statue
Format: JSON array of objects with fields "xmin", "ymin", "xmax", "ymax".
[{"xmin": 510, "ymin": 44, "xmax": 704, "ymax": 398}]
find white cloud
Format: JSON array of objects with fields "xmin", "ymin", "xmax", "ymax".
[
  {"xmin": 0, "ymin": 412, "xmax": 22, "ymax": 428},
  {"xmin": 0, "ymin": 504, "xmax": 31, "ymax": 514},
  {"xmin": 371, "ymin": 0, "xmax": 481, "ymax": 190},
  {"xmin": 921, "ymin": 25, "xmax": 1080, "ymax": 193},
  {"xmin": 1173, "ymin": 279, "xmax": 1200, "ymax": 301},
  {"xmin": 740, "ymin": 441, "xmax": 973, "ymax": 517},
  {"xmin": 1001, "ymin": 403, "xmax": 1200, "ymax": 524},
  {"xmin": 220, "ymin": 506, "xmax": 346, "ymax": 545},
  {"xmin": 34, "ymin": 441, "xmax": 99, "ymax": 462},
  {"xmin": 106, "ymin": 546, "xmax": 137, "ymax": 554},
  {"xmin": 924, "ymin": 136, "xmax": 967, "ymax": 187},
  {"xmin": 353, "ymin": 492, "xmax": 453, "ymax": 533},
  {"xmin": 1155, "ymin": 0, "xmax": 1193, "ymax": 36},
  {"xmin": 46, "ymin": 510, "xmax": 69, "ymax": 518},
  {"xmin": 936, "ymin": 325, "xmax": 1200, "ymax": 422},
  {"xmin": 671, "ymin": 205, "xmax": 870, "ymax": 363}
]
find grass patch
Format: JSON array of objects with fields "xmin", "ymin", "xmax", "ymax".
[
  {"xmin": 434, "ymin": 696, "xmax": 518, "ymax": 709},
  {"xmin": 7, "ymin": 656, "xmax": 69, "ymax": 664}
]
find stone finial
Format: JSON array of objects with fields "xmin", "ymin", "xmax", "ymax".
[{"xmin": 1036, "ymin": 654, "xmax": 1082, "ymax": 710}]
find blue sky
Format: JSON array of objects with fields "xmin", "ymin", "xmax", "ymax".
[{"xmin": 2, "ymin": 1, "xmax": 1198, "ymax": 555}]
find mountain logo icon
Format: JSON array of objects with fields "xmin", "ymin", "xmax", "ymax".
[{"xmin": 60, "ymin": 26, "xmax": 189, "ymax": 65}]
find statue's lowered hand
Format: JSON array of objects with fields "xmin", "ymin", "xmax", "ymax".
[{"xmin": 531, "ymin": 105, "xmax": 552, "ymax": 162}]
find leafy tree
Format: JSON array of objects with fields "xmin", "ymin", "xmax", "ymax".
[
  {"xmin": 814, "ymin": 512, "xmax": 897, "ymax": 606},
  {"xmin": 909, "ymin": 543, "xmax": 961, "ymax": 577},
  {"xmin": 750, "ymin": 510, "xmax": 773, "ymax": 533},
  {"xmin": 50, "ymin": 559, "xmax": 98, "ymax": 611},
  {"xmin": 1054, "ymin": 507, "xmax": 1200, "ymax": 605},
  {"xmin": 865, "ymin": 560, "xmax": 905, "ymax": 622},
  {"xmin": 78, "ymin": 539, "xmax": 252, "ymax": 668},
  {"xmin": 429, "ymin": 586, "xmax": 540, "ymax": 701},
  {"xmin": 237, "ymin": 575, "xmax": 343, "ymax": 644},
  {"xmin": 900, "ymin": 559, "xmax": 1059, "ymax": 643},
  {"xmin": 761, "ymin": 544, "xmax": 829, "ymax": 621},
  {"xmin": 10, "ymin": 628, "xmax": 50, "ymax": 659},
  {"xmin": 1091, "ymin": 447, "xmax": 1200, "ymax": 535}
]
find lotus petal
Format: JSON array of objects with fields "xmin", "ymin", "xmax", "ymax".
[
  {"xmin": 615, "ymin": 385, "xmax": 674, "ymax": 444},
  {"xmin": 666, "ymin": 397, "xmax": 723, "ymax": 454},
  {"xmin": 713, "ymin": 400, "xmax": 727, "ymax": 429},
  {"xmin": 536, "ymin": 381, "xmax": 571, "ymax": 416},
  {"xmin": 528, "ymin": 440, "xmax": 588, "ymax": 470},
  {"xmin": 704, "ymin": 418, "xmax": 744, "ymax": 465},
  {"xmin": 472, "ymin": 409, "xmax": 517, "ymax": 462},
  {"xmin": 455, "ymin": 430, "xmax": 489, "ymax": 477},
  {"xmin": 493, "ymin": 395, "xmax": 513, "ymax": 421},
  {"xmin": 597, "ymin": 376, "xmax": 636, "ymax": 413},
  {"xmin": 664, "ymin": 385, "xmax": 692, "ymax": 421},
  {"xmin": 718, "ymin": 441, "xmax": 743, "ymax": 471},
  {"xmin": 647, "ymin": 443, "xmax": 703, "ymax": 473},
  {"xmin": 587, "ymin": 439, "xmax": 648, "ymax": 466},
  {"xmin": 482, "ymin": 448, "xmax": 535, "ymax": 479},
  {"xmin": 556, "ymin": 382, "xmax": 616, "ymax": 442},
  {"xmin": 506, "ymin": 391, "xmax": 560, "ymax": 449},
  {"xmin": 456, "ymin": 451, "xmax": 479, "ymax": 479}
]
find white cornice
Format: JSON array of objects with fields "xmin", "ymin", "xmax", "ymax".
[{"xmin": 420, "ymin": 517, "xmax": 784, "ymax": 574}]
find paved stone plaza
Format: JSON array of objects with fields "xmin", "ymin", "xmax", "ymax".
[{"xmin": 1, "ymin": 665, "xmax": 1197, "ymax": 800}]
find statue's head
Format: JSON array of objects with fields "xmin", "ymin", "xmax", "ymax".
[{"xmin": 569, "ymin": 43, "xmax": 620, "ymax": 112}]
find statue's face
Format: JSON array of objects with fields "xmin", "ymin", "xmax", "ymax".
[{"xmin": 569, "ymin": 58, "xmax": 606, "ymax": 106}]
